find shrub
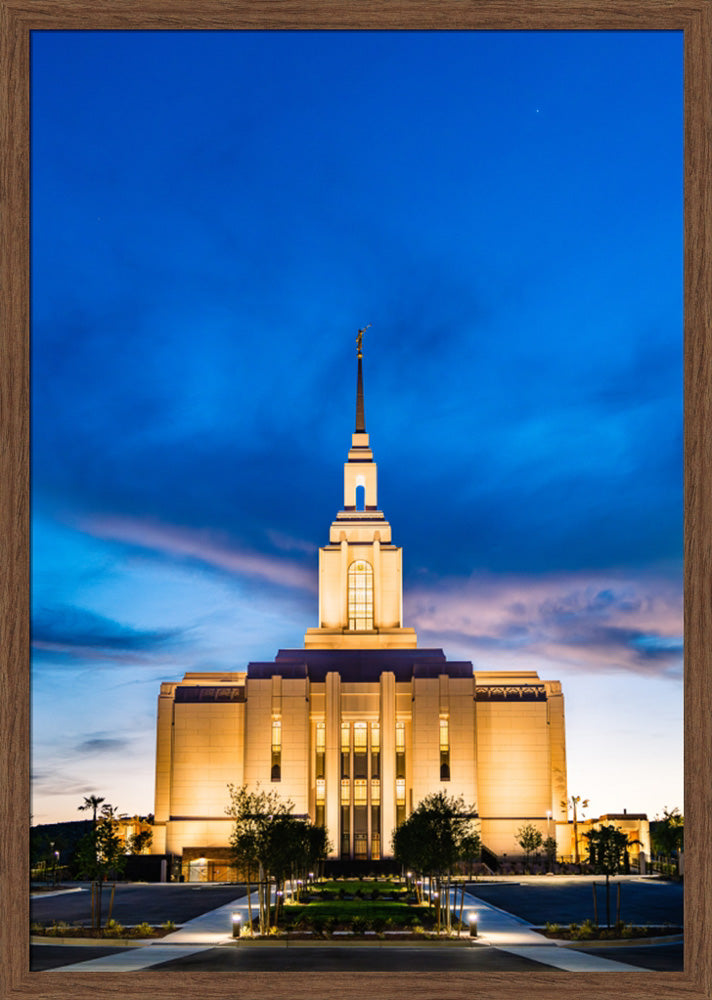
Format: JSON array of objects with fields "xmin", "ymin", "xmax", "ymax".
[
  {"xmin": 568, "ymin": 922, "xmax": 580, "ymax": 940},
  {"xmin": 132, "ymin": 922, "xmax": 154, "ymax": 938},
  {"xmin": 577, "ymin": 919, "xmax": 595, "ymax": 940},
  {"xmin": 371, "ymin": 916, "xmax": 386, "ymax": 934},
  {"xmin": 161, "ymin": 920, "xmax": 176, "ymax": 932},
  {"xmin": 323, "ymin": 916, "xmax": 337, "ymax": 936},
  {"xmin": 371, "ymin": 888, "xmax": 381, "ymax": 900},
  {"xmin": 103, "ymin": 920, "xmax": 125, "ymax": 938},
  {"xmin": 351, "ymin": 916, "xmax": 369, "ymax": 934},
  {"xmin": 621, "ymin": 924, "xmax": 634, "ymax": 938},
  {"xmin": 545, "ymin": 922, "xmax": 561, "ymax": 936},
  {"xmin": 310, "ymin": 916, "xmax": 325, "ymax": 937}
]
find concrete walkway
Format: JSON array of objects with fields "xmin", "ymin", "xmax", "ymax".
[
  {"xmin": 52, "ymin": 886, "xmax": 646, "ymax": 973},
  {"xmin": 50, "ymin": 890, "xmax": 260, "ymax": 971},
  {"xmin": 461, "ymin": 890, "xmax": 644, "ymax": 971}
]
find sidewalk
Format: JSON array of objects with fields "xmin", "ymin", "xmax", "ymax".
[
  {"xmin": 51, "ymin": 887, "xmax": 647, "ymax": 973},
  {"xmin": 50, "ymin": 890, "xmax": 259, "ymax": 971},
  {"xmin": 461, "ymin": 890, "xmax": 645, "ymax": 972}
]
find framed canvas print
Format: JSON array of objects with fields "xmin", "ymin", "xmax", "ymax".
[{"xmin": 2, "ymin": 3, "xmax": 711, "ymax": 1000}]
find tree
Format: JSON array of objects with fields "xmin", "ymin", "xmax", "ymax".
[
  {"xmin": 516, "ymin": 824, "xmax": 543, "ymax": 866},
  {"xmin": 78, "ymin": 795, "xmax": 105, "ymax": 827},
  {"xmin": 543, "ymin": 836, "xmax": 558, "ymax": 872},
  {"xmin": 561, "ymin": 795, "xmax": 589, "ymax": 864},
  {"xmin": 225, "ymin": 784, "xmax": 330, "ymax": 934},
  {"xmin": 127, "ymin": 829, "xmax": 153, "ymax": 855},
  {"xmin": 651, "ymin": 807, "xmax": 683, "ymax": 873},
  {"xmin": 392, "ymin": 791, "xmax": 480, "ymax": 934},
  {"xmin": 75, "ymin": 803, "xmax": 126, "ymax": 929},
  {"xmin": 583, "ymin": 823, "xmax": 629, "ymax": 926}
]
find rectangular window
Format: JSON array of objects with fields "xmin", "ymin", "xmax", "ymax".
[
  {"xmin": 353, "ymin": 721, "xmax": 368, "ymax": 777},
  {"xmin": 439, "ymin": 716, "xmax": 451, "ymax": 781},
  {"xmin": 371, "ymin": 802, "xmax": 381, "ymax": 860},
  {"xmin": 395, "ymin": 721, "xmax": 406, "ymax": 780},
  {"xmin": 341, "ymin": 778, "xmax": 350, "ymax": 805},
  {"xmin": 271, "ymin": 717, "xmax": 282, "ymax": 782},
  {"xmin": 341, "ymin": 805, "xmax": 350, "ymax": 858},
  {"xmin": 315, "ymin": 721, "xmax": 326, "ymax": 780},
  {"xmin": 371, "ymin": 721, "xmax": 381, "ymax": 778},
  {"xmin": 316, "ymin": 778, "xmax": 325, "ymax": 804},
  {"xmin": 354, "ymin": 779, "xmax": 367, "ymax": 806},
  {"xmin": 396, "ymin": 777, "xmax": 406, "ymax": 826},
  {"xmin": 395, "ymin": 721, "xmax": 405, "ymax": 752},
  {"xmin": 439, "ymin": 717, "xmax": 449, "ymax": 750},
  {"xmin": 371, "ymin": 778, "xmax": 380, "ymax": 804},
  {"xmin": 396, "ymin": 778, "xmax": 405, "ymax": 806},
  {"xmin": 341, "ymin": 721, "xmax": 350, "ymax": 752}
]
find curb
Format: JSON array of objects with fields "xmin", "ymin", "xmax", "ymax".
[
  {"xmin": 552, "ymin": 934, "xmax": 684, "ymax": 950},
  {"xmin": 31, "ymin": 936, "xmax": 158, "ymax": 948},
  {"xmin": 228, "ymin": 938, "xmax": 480, "ymax": 948}
]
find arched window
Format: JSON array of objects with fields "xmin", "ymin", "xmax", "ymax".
[
  {"xmin": 347, "ymin": 560, "xmax": 374, "ymax": 630},
  {"xmin": 355, "ymin": 484, "xmax": 366, "ymax": 511}
]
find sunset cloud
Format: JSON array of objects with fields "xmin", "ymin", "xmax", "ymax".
[{"xmin": 406, "ymin": 570, "xmax": 682, "ymax": 678}]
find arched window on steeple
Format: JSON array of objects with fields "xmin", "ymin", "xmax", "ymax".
[
  {"xmin": 355, "ymin": 484, "xmax": 366, "ymax": 511},
  {"xmin": 347, "ymin": 560, "xmax": 374, "ymax": 630}
]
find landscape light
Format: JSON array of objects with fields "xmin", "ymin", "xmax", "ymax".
[
  {"xmin": 231, "ymin": 912, "xmax": 242, "ymax": 938},
  {"xmin": 468, "ymin": 911, "xmax": 478, "ymax": 938}
]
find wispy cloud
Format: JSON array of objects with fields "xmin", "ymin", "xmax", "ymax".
[
  {"xmin": 32, "ymin": 604, "xmax": 185, "ymax": 664},
  {"xmin": 81, "ymin": 516, "xmax": 318, "ymax": 593},
  {"xmin": 72, "ymin": 737, "xmax": 131, "ymax": 756},
  {"xmin": 407, "ymin": 570, "xmax": 682, "ymax": 678}
]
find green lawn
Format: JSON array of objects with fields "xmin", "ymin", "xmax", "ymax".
[
  {"xmin": 317, "ymin": 880, "xmax": 403, "ymax": 894},
  {"xmin": 282, "ymin": 900, "xmax": 431, "ymax": 927}
]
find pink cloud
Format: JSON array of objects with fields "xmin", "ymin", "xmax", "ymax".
[
  {"xmin": 405, "ymin": 570, "xmax": 682, "ymax": 678},
  {"xmin": 81, "ymin": 516, "xmax": 318, "ymax": 594}
]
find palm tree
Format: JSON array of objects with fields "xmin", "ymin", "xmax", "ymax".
[
  {"xmin": 561, "ymin": 795, "xmax": 589, "ymax": 864},
  {"xmin": 78, "ymin": 795, "xmax": 105, "ymax": 827}
]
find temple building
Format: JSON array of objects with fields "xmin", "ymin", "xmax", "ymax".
[{"xmin": 152, "ymin": 337, "xmax": 570, "ymax": 879}]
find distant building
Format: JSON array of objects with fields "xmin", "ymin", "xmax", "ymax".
[
  {"xmin": 571, "ymin": 812, "xmax": 651, "ymax": 866},
  {"xmin": 152, "ymin": 342, "xmax": 569, "ymax": 879}
]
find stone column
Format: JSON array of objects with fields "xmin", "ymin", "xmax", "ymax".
[
  {"xmin": 373, "ymin": 534, "xmax": 381, "ymax": 628},
  {"xmin": 340, "ymin": 537, "xmax": 349, "ymax": 628},
  {"xmin": 325, "ymin": 671, "xmax": 341, "ymax": 858},
  {"xmin": 380, "ymin": 671, "xmax": 396, "ymax": 856}
]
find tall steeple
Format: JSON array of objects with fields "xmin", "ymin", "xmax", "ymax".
[
  {"xmin": 303, "ymin": 327, "xmax": 417, "ymax": 649},
  {"xmin": 355, "ymin": 324, "xmax": 370, "ymax": 432}
]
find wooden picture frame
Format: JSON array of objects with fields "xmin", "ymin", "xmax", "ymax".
[{"xmin": 1, "ymin": 3, "xmax": 709, "ymax": 998}]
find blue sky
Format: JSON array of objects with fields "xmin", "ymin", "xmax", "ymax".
[{"xmin": 31, "ymin": 30, "xmax": 683, "ymax": 826}]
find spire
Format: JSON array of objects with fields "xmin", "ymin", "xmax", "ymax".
[{"xmin": 355, "ymin": 324, "xmax": 370, "ymax": 432}]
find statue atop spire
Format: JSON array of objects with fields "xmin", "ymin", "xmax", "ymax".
[{"xmin": 355, "ymin": 324, "xmax": 371, "ymax": 431}]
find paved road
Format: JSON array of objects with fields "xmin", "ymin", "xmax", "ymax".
[
  {"xmin": 464, "ymin": 877, "xmax": 683, "ymax": 927},
  {"xmin": 143, "ymin": 943, "xmax": 682, "ymax": 973},
  {"xmin": 31, "ymin": 945, "xmax": 130, "ymax": 972},
  {"xmin": 580, "ymin": 944, "xmax": 683, "ymax": 972},
  {"xmin": 31, "ymin": 883, "xmax": 247, "ymax": 927},
  {"xmin": 30, "ymin": 878, "xmax": 683, "ymax": 973}
]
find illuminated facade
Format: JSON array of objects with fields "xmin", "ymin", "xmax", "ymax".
[{"xmin": 152, "ymin": 342, "xmax": 568, "ymax": 876}]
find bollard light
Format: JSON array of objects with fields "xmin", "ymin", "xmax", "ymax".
[
  {"xmin": 468, "ymin": 911, "xmax": 478, "ymax": 938},
  {"xmin": 232, "ymin": 912, "xmax": 242, "ymax": 938}
]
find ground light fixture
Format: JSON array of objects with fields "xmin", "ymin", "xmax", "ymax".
[
  {"xmin": 468, "ymin": 911, "xmax": 478, "ymax": 938},
  {"xmin": 231, "ymin": 912, "xmax": 242, "ymax": 938}
]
